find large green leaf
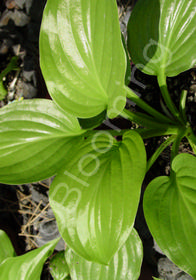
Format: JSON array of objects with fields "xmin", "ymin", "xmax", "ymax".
[
  {"xmin": 65, "ymin": 228, "xmax": 143, "ymax": 280},
  {"xmin": 40, "ymin": 0, "xmax": 127, "ymax": 119},
  {"xmin": 50, "ymin": 131, "xmax": 146, "ymax": 264},
  {"xmin": 0, "ymin": 99, "xmax": 84, "ymax": 184},
  {"xmin": 0, "ymin": 238, "xmax": 59, "ymax": 280},
  {"xmin": 144, "ymin": 153, "xmax": 196, "ymax": 279},
  {"xmin": 127, "ymin": 0, "xmax": 196, "ymax": 77},
  {"xmin": 0, "ymin": 230, "xmax": 15, "ymax": 264}
]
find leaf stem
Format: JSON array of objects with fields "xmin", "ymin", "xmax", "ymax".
[
  {"xmin": 186, "ymin": 127, "xmax": 196, "ymax": 154},
  {"xmin": 125, "ymin": 86, "xmax": 176, "ymax": 124},
  {"xmin": 179, "ymin": 90, "xmax": 187, "ymax": 122},
  {"xmin": 136, "ymin": 127, "xmax": 179, "ymax": 139},
  {"xmin": 171, "ymin": 129, "xmax": 186, "ymax": 163},
  {"xmin": 122, "ymin": 108, "xmax": 177, "ymax": 129},
  {"xmin": 157, "ymin": 72, "xmax": 184, "ymax": 125},
  {"xmin": 146, "ymin": 135, "xmax": 177, "ymax": 172}
]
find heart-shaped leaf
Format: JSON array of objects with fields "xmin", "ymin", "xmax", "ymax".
[
  {"xmin": 0, "ymin": 230, "xmax": 15, "ymax": 264},
  {"xmin": 65, "ymin": 228, "xmax": 143, "ymax": 280},
  {"xmin": 0, "ymin": 238, "xmax": 59, "ymax": 280},
  {"xmin": 127, "ymin": 0, "xmax": 196, "ymax": 77},
  {"xmin": 144, "ymin": 153, "xmax": 196, "ymax": 279},
  {"xmin": 40, "ymin": 0, "xmax": 127, "ymax": 119},
  {"xmin": 0, "ymin": 99, "xmax": 85, "ymax": 184},
  {"xmin": 49, "ymin": 131, "xmax": 146, "ymax": 264}
]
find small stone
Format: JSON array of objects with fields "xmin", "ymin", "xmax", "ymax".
[
  {"xmin": 23, "ymin": 70, "xmax": 37, "ymax": 86},
  {"xmin": 14, "ymin": 0, "xmax": 26, "ymax": 9},
  {"xmin": 31, "ymin": 187, "xmax": 48, "ymax": 206},
  {"xmin": 36, "ymin": 212, "xmax": 65, "ymax": 251},
  {"xmin": 158, "ymin": 258, "xmax": 181, "ymax": 280},
  {"xmin": 16, "ymin": 79, "xmax": 37, "ymax": 98},
  {"xmin": 6, "ymin": 0, "xmax": 16, "ymax": 10},
  {"xmin": 0, "ymin": 10, "xmax": 12, "ymax": 26},
  {"xmin": 190, "ymin": 84, "xmax": 196, "ymax": 94},
  {"xmin": 25, "ymin": 0, "xmax": 33, "ymax": 14},
  {"xmin": 158, "ymin": 258, "xmax": 194, "ymax": 280},
  {"xmin": 12, "ymin": 10, "xmax": 30, "ymax": 26},
  {"xmin": 153, "ymin": 240, "xmax": 164, "ymax": 255},
  {"xmin": 176, "ymin": 272, "xmax": 193, "ymax": 280},
  {"xmin": 0, "ymin": 38, "xmax": 12, "ymax": 54},
  {"xmin": 0, "ymin": 9, "xmax": 29, "ymax": 27}
]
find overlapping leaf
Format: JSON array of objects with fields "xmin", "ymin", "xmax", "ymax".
[
  {"xmin": 0, "ymin": 238, "xmax": 59, "ymax": 280},
  {"xmin": 40, "ymin": 0, "xmax": 127, "ymax": 119},
  {"xmin": 144, "ymin": 153, "xmax": 196, "ymax": 279},
  {"xmin": 49, "ymin": 251, "xmax": 70, "ymax": 280},
  {"xmin": 0, "ymin": 99, "xmax": 85, "ymax": 184},
  {"xmin": 0, "ymin": 230, "xmax": 15, "ymax": 264},
  {"xmin": 65, "ymin": 229, "xmax": 143, "ymax": 280},
  {"xmin": 50, "ymin": 131, "xmax": 146, "ymax": 264},
  {"xmin": 127, "ymin": 0, "xmax": 196, "ymax": 76}
]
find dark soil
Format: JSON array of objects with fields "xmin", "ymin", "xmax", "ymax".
[{"xmin": 0, "ymin": 184, "xmax": 25, "ymax": 255}]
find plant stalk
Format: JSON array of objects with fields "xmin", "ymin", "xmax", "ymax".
[
  {"xmin": 146, "ymin": 135, "xmax": 177, "ymax": 172},
  {"xmin": 157, "ymin": 72, "xmax": 184, "ymax": 125},
  {"xmin": 122, "ymin": 108, "xmax": 178, "ymax": 130},
  {"xmin": 125, "ymin": 86, "xmax": 176, "ymax": 124}
]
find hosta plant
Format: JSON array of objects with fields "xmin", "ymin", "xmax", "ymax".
[{"xmin": 0, "ymin": 0, "xmax": 195, "ymax": 279}]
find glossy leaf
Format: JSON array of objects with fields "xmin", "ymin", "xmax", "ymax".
[
  {"xmin": 0, "ymin": 238, "xmax": 59, "ymax": 280},
  {"xmin": 40, "ymin": 0, "xmax": 127, "ymax": 119},
  {"xmin": 0, "ymin": 230, "xmax": 15, "ymax": 264},
  {"xmin": 0, "ymin": 99, "xmax": 84, "ymax": 184},
  {"xmin": 144, "ymin": 153, "xmax": 196, "ymax": 279},
  {"xmin": 50, "ymin": 131, "xmax": 146, "ymax": 264},
  {"xmin": 127, "ymin": 0, "xmax": 196, "ymax": 76},
  {"xmin": 65, "ymin": 229, "xmax": 143, "ymax": 280},
  {"xmin": 50, "ymin": 251, "xmax": 69, "ymax": 280},
  {"xmin": 78, "ymin": 110, "xmax": 106, "ymax": 130}
]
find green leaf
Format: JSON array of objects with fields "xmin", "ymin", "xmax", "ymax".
[
  {"xmin": 65, "ymin": 228, "xmax": 143, "ymax": 280},
  {"xmin": 0, "ymin": 230, "xmax": 15, "ymax": 264},
  {"xmin": 187, "ymin": 132, "xmax": 196, "ymax": 154},
  {"xmin": 40, "ymin": 0, "xmax": 127, "ymax": 119},
  {"xmin": 0, "ymin": 238, "xmax": 59, "ymax": 280},
  {"xmin": 0, "ymin": 57, "xmax": 19, "ymax": 101},
  {"xmin": 0, "ymin": 99, "xmax": 85, "ymax": 184},
  {"xmin": 127, "ymin": 0, "xmax": 196, "ymax": 77},
  {"xmin": 50, "ymin": 131, "xmax": 146, "ymax": 264},
  {"xmin": 50, "ymin": 251, "xmax": 69, "ymax": 280},
  {"xmin": 144, "ymin": 153, "xmax": 196, "ymax": 279},
  {"xmin": 121, "ymin": 34, "xmax": 131, "ymax": 86},
  {"xmin": 0, "ymin": 81, "xmax": 7, "ymax": 101},
  {"xmin": 78, "ymin": 110, "xmax": 106, "ymax": 130}
]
